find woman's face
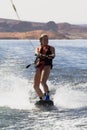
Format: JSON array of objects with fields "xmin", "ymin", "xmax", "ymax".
[{"xmin": 41, "ymin": 36, "xmax": 48, "ymax": 46}]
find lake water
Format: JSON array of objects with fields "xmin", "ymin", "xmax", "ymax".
[{"xmin": 0, "ymin": 39, "xmax": 87, "ymax": 130}]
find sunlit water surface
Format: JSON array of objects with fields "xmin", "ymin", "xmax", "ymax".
[{"xmin": 0, "ymin": 39, "xmax": 87, "ymax": 130}]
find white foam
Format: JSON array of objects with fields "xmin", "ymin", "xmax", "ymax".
[
  {"xmin": 54, "ymin": 84, "xmax": 87, "ymax": 109},
  {"xmin": 0, "ymin": 74, "xmax": 35, "ymax": 110},
  {"xmin": 1, "ymin": 74, "xmax": 87, "ymax": 110}
]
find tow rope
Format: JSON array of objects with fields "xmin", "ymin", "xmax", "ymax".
[{"xmin": 10, "ymin": 0, "xmax": 20, "ymax": 20}]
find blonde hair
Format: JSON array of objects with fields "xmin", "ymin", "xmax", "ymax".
[{"xmin": 39, "ymin": 34, "xmax": 48, "ymax": 42}]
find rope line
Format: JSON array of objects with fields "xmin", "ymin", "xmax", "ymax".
[
  {"xmin": 10, "ymin": 0, "xmax": 35, "ymax": 49},
  {"xmin": 10, "ymin": 0, "xmax": 20, "ymax": 20}
]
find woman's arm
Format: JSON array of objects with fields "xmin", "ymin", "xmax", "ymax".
[{"xmin": 48, "ymin": 46, "xmax": 55, "ymax": 59}]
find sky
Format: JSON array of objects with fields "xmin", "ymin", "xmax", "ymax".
[{"xmin": 0, "ymin": 0, "xmax": 87, "ymax": 24}]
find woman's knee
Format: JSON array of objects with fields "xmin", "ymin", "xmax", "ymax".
[
  {"xmin": 33, "ymin": 84, "xmax": 39, "ymax": 90},
  {"xmin": 40, "ymin": 80, "xmax": 46, "ymax": 87}
]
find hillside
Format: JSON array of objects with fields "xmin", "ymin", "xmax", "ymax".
[{"xmin": 0, "ymin": 18, "xmax": 87, "ymax": 39}]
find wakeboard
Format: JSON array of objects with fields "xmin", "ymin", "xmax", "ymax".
[{"xmin": 35, "ymin": 100, "xmax": 54, "ymax": 107}]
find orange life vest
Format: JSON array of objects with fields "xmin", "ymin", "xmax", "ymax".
[
  {"xmin": 37, "ymin": 45, "xmax": 50, "ymax": 55},
  {"xmin": 35, "ymin": 45, "xmax": 52, "ymax": 71}
]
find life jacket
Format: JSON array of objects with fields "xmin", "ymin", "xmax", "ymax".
[
  {"xmin": 37, "ymin": 45, "xmax": 50, "ymax": 55},
  {"xmin": 35, "ymin": 45, "xmax": 53, "ymax": 71}
]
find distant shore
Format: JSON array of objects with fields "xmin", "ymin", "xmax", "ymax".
[
  {"xmin": 0, "ymin": 18, "xmax": 87, "ymax": 39},
  {"xmin": 0, "ymin": 31, "xmax": 87, "ymax": 40}
]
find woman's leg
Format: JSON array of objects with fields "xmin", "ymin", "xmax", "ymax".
[
  {"xmin": 40, "ymin": 66, "xmax": 51, "ymax": 93},
  {"xmin": 33, "ymin": 68, "xmax": 43, "ymax": 98}
]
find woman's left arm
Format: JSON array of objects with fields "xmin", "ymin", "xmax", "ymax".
[{"xmin": 48, "ymin": 46, "xmax": 55, "ymax": 59}]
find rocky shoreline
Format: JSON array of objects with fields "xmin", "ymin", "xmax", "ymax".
[{"xmin": 0, "ymin": 18, "xmax": 87, "ymax": 39}]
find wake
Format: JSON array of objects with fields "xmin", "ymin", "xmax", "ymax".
[
  {"xmin": 0, "ymin": 74, "xmax": 87, "ymax": 110},
  {"xmin": 54, "ymin": 84, "xmax": 87, "ymax": 109},
  {"xmin": 0, "ymin": 74, "xmax": 35, "ymax": 110}
]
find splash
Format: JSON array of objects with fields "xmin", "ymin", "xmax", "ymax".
[
  {"xmin": 0, "ymin": 74, "xmax": 35, "ymax": 110},
  {"xmin": 54, "ymin": 84, "xmax": 87, "ymax": 109}
]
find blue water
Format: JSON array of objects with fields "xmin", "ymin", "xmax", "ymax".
[{"xmin": 0, "ymin": 39, "xmax": 87, "ymax": 130}]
